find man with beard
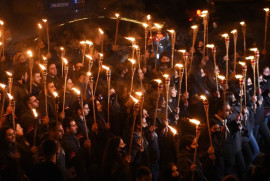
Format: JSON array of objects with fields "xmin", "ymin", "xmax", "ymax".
[
  {"xmin": 12, "ymin": 66, "xmax": 29, "ymax": 117},
  {"xmin": 31, "ymin": 70, "xmax": 42, "ymax": 97}
]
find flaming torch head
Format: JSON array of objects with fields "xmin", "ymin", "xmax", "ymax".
[
  {"xmin": 189, "ymin": 119, "xmax": 200, "ymax": 126},
  {"xmin": 72, "ymin": 88, "xmax": 81, "ymax": 95},
  {"xmin": 39, "ymin": 64, "xmax": 46, "ymax": 71},
  {"xmin": 167, "ymin": 124, "xmax": 177, "ymax": 135},
  {"xmin": 85, "ymin": 55, "xmax": 93, "ymax": 60},
  {"xmin": 7, "ymin": 93, "xmax": 13, "ymax": 100},
  {"xmin": 191, "ymin": 25, "xmax": 198, "ymax": 30},
  {"xmin": 32, "ymin": 109, "xmax": 38, "ymax": 118},
  {"xmin": 99, "ymin": 28, "xmax": 104, "ymax": 35},
  {"xmin": 264, "ymin": 8, "xmax": 269, "ymax": 12},
  {"xmin": 147, "ymin": 15, "xmax": 151, "ymax": 21},
  {"xmin": 142, "ymin": 23, "xmax": 148, "ymax": 28},
  {"xmin": 115, "ymin": 13, "xmax": 120, "ymax": 18},
  {"xmin": 130, "ymin": 95, "xmax": 139, "ymax": 104},
  {"xmin": 27, "ymin": 50, "xmax": 33, "ymax": 58},
  {"xmin": 0, "ymin": 83, "xmax": 6, "ymax": 90},
  {"xmin": 52, "ymin": 91, "xmax": 59, "ymax": 98},
  {"xmin": 240, "ymin": 21, "xmax": 245, "ymax": 26},
  {"xmin": 5, "ymin": 71, "xmax": 12, "ymax": 77},
  {"xmin": 0, "ymin": 20, "xmax": 4, "ymax": 26},
  {"xmin": 125, "ymin": 37, "xmax": 135, "ymax": 42},
  {"xmin": 62, "ymin": 58, "xmax": 68, "ymax": 65},
  {"xmin": 38, "ymin": 23, "xmax": 42, "ymax": 29},
  {"xmin": 128, "ymin": 59, "xmax": 136, "ymax": 65},
  {"xmin": 42, "ymin": 19, "xmax": 47, "ymax": 23},
  {"xmin": 175, "ymin": 63, "xmax": 184, "ymax": 69}
]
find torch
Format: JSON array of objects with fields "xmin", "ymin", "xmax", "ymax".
[
  {"xmin": 177, "ymin": 50, "xmax": 188, "ymax": 93},
  {"xmin": 128, "ymin": 95, "xmax": 140, "ymax": 156},
  {"xmin": 27, "ymin": 50, "xmax": 33, "ymax": 94},
  {"xmin": 135, "ymin": 92, "xmax": 144, "ymax": 135},
  {"xmin": 175, "ymin": 64, "xmax": 184, "ymax": 107},
  {"xmin": 39, "ymin": 63, "xmax": 48, "ymax": 117},
  {"xmin": 0, "ymin": 20, "xmax": 4, "ymax": 57},
  {"xmin": 250, "ymin": 48, "xmax": 260, "ymax": 96},
  {"xmin": 60, "ymin": 47, "xmax": 65, "ymax": 76},
  {"xmin": 32, "ymin": 108, "xmax": 38, "ymax": 146},
  {"xmin": 222, "ymin": 33, "xmax": 230, "ymax": 85},
  {"xmin": 218, "ymin": 75, "xmax": 228, "ymax": 140},
  {"xmin": 163, "ymin": 74, "xmax": 170, "ymax": 124},
  {"xmin": 85, "ymin": 40, "xmax": 93, "ymax": 65},
  {"xmin": 102, "ymin": 65, "xmax": 111, "ymax": 124},
  {"xmin": 239, "ymin": 62, "xmax": 247, "ymax": 105},
  {"xmin": 240, "ymin": 21, "xmax": 246, "ymax": 56},
  {"xmin": 72, "ymin": 87, "xmax": 89, "ymax": 141},
  {"xmin": 246, "ymin": 56, "xmax": 256, "ymax": 96},
  {"xmin": 134, "ymin": 45, "xmax": 144, "ymax": 92},
  {"xmin": 62, "ymin": 58, "xmax": 68, "ymax": 114},
  {"xmin": 142, "ymin": 23, "xmax": 149, "ymax": 61},
  {"xmin": 99, "ymin": 28, "xmax": 104, "ymax": 54},
  {"xmin": 88, "ymin": 75, "xmax": 97, "ymax": 125},
  {"xmin": 206, "ymin": 44, "xmax": 219, "ymax": 95},
  {"xmin": 231, "ymin": 29, "xmax": 238, "ymax": 72},
  {"xmin": 201, "ymin": 10, "xmax": 209, "ymax": 59},
  {"xmin": 168, "ymin": 29, "xmax": 176, "ymax": 68},
  {"xmin": 125, "ymin": 37, "xmax": 136, "ymax": 60},
  {"xmin": 154, "ymin": 23, "xmax": 162, "ymax": 71},
  {"xmin": 93, "ymin": 53, "xmax": 103, "ymax": 96},
  {"xmin": 153, "ymin": 79, "xmax": 163, "ymax": 131},
  {"xmin": 85, "ymin": 55, "xmax": 93, "ymax": 73},
  {"xmin": 7, "ymin": 93, "xmax": 16, "ymax": 133},
  {"xmin": 129, "ymin": 58, "xmax": 136, "ymax": 94},
  {"xmin": 147, "ymin": 15, "xmax": 154, "ymax": 51},
  {"xmin": 80, "ymin": 41, "xmax": 87, "ymax": 65},
  {"xmin": 262, "ymin": 8, "xmax": 269, "ymax": 54},
  {"xmin": 200, "ymin": 95, "xmax": 213, "ymax": 147},
  {"xmin": 0, "ymin": 83, "xmax": 6, "ymax": 118},
  {"xmin": 37, "ymin": 23, "xmax": 42, "ymax": 63},
  {"xmin": 189, "ymin": 118, "xmax": 201, "ymax": 181},
  {"xmin": 42, "ymin": 19, "xmax": 50, "ymax": 53},
  {"xmin": 190, "ymin": 25, "xmax": 198, "ymax": 67},
  {"xmin": 113, "ymin": 13, "xmax": 120, "ymax": 51},
  {"xmin": 52, "ymin": 91, "xmax": 59, "ymax": 123},
  {"xmin": 6, "ymin": 71, "xmax": 12, "ymax": 106},
  {"xmin": 235, "ymin": 75, "xmax": 244, "ymax": 113}
]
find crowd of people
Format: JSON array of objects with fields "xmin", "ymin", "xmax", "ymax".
[{"xmin": 0, "ymin": 14, "xmax": 270, "ymax": 181}]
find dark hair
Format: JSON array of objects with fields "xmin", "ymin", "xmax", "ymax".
[
  {"xmin": 62, "ymin": 117, "xmax": 74, "ymax": 130},
  {"xmin": 40, "ymin": 139, "xmax": 57, "ymax": 159},
  {"xmin": 136, "ymin": 166, "xmax": 152, "ymax": 179},
  {"xmin": 159, "ymin": 162, "xmax": 177, "ymax": 179},
  {"xmin": 180, "ymin": 134, "xmax": 195, "ymax": 150},
  {"xmin": 49, "ymin": 121, "xmax": 62, "ymax": 132}
]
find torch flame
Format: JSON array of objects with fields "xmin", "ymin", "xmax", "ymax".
[
  {"xmin": 239, "ymin": 62, "xmax": 246, "ymax": 66},
  {"xmin": 175, "ymin": 64, "xmax": 184, "ymax": 69},
  {"xmin": 132, "ymin": 44, "xmax": 139, "ymax": 49},
  {"xmin": 264, "ymin": 8, "xmax": 269, "ymax": 12},
  {"xmin": 200, "ymin": 95, "xmax": 207, "ymax": 101},
  {"xmin": 189, "ymin": 119, "xmax": 200, "ymax": 126},
  {"xmin": 32, "ymin": 109, "xmax": 38, "ymax": 118},
  {"xmin": 202, "ymin": 10, "xmax": 208, "ymax": 15},
  {"xmin": 130, "ymin": 95, "xmax": 139, "ymax": 104},
  {"xmin": 154, "ymin": 23, "xmax": 162, "ymax": 29},
  {"xmin": 38, "ymin": 23, "xmax": 42, "ymax": 29},
  {"xmin": 42, "ymin": 19, "xmax": 47, "ymax": 23},
  {"xmin": 98, "ymin": 28, "xmax": 104, "ymax": 34},
  {"xmin": 0, "ymin": 42, "xmax": 2, "ymax": 46},
  {"xmin": 102, "ymin": 65, "xmax": 110, "ymax": 71},
  {"xmin": 128, "ymin": 59, "xmax": 136, "ymax": 64},
  {"xmin": 147, "ymin": 15, "xmax": 151, "ymax": 21},
  {"xmin": 142, "ymin": 23, "xmax": 148, "ymax": 28},
  {"xmin": 250, "ymin": 48, "xmax": 258, "ymax": 52},
  {"xmin": 80, "ymin": 41, "xmax": 86, "ymax": 45},
  {"xmin": 60, "ymin": 47, "xmax": 64, "ymax": 51},
  {"xmin": 72, "ymin": 88, "xmax": 81, "ymax": 95},
  {"xmin": 115, "ymin": 13, "xmax": 120, "ymax": 18},
  {"xmin": 178, "ymin": 49, "xmax": 186, "ymax": 53},
  {"xmin": 0, "ymin": 20, "xmax": 4, "ymax": 25},
  {"xmin": 154, "ymin": 79, "xmax": 162, "ymax": 84},
  {"xmin": 163, "ymin": 74, "xmax": 169, "ymax": 78},
  {"xmin": 42, "ymin": 55, "xmax": 47, "ymax": 61},
  {"xmin": 222, "ymin": 33, "xmax": 229, "ymax": 38},
  {"xmin": 218, "ymin": 75, "xmax": 226, "ymax": 81},
  {"xmin": 240, "ymin": 21, "xmax": 245, "ymax": 25},
  {"xmin": 52, "ymin": 91, "xmax": 58, "ymax": 98},
  {"xmin": 7, "ymin": 93, "xmax": 13, "ymax": 100},
  {"xmin": 167, "ymin": 29, "xmax": 175, "ymax": 33},
  {"xmin": 98, "ymin": 53, "xmax": 103, "ymax": 57},
  {"xmin": 39, "ymin": 64, "xmax": 46, "ymax": 71},
  {"xmin": 86, "ymin": 40, "xmax": 93, "ymax": 45},
  {"xmin": 191, "ymin": 25, "xmax": 198, "ymax": 29},
  {"xmin": 235, "ymin": 75, "xmax": 243, "ymax": 79},
  {"xmin": 6, "ymin": 71, "xmax": 12, "ymax": 77},
  {"xmin": 27, "ymin": 50, "xmax": 33, "ymax": 57},
  {"xmin": 245, "ymin": 56, "xmax": 254, "ymax": 60},
  {"xmin": 206, "ymin": 44, "xmax": 215, "ymax": 48},
  {"xmin": 135, "ymin": 92, "xmax": 142, "ymax": 97},
  {"xmin": 231, "ymin": 29, "xmax": 237, "ymax": 34},
  {"xmin": 87, "ymin": 72, "xmax": 91, "ymax": 76},
  {"xmin": 85, "ymin": 55, "xmax": 93, "ymax": 60},
  {"xmin": 62, "ymin": 58, "xmax": 68, "ymax": 65},
  {"xmin": 167, "ymin": 124, "xmax": 177, "ymax": 135},
  {"xmin": 125, "ymin": 37, "xmax": 135, "ymax": 42},
  {"xmin": 0, "ymin": 83, "xmax": 6, "ymax": 89}
]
